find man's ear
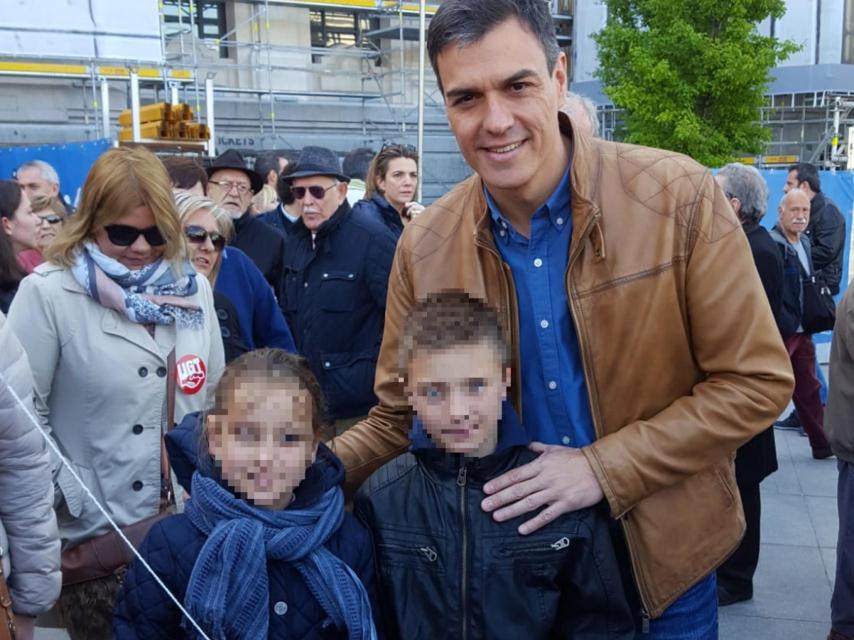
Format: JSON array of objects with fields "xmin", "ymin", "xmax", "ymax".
[
  {"xmin": 553, "ymin": 51, "xmax": 568, "ymax": 104},
  {"xmin": 338, "ymin": 181, "xmax": 349, "ymax": 205}
]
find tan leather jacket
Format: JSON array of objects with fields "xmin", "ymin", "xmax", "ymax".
[{"xmin": 333, "ymin": 113, "xmax": 794, "ymax": 617}]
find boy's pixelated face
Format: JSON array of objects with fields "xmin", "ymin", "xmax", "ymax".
[
  {"xmin": 206, "ymin": 377, "xmax": 317, "ymax": 509},
  {"xmin": 406, "ymin": 338, "xmax": 509, "ymax": 457}
]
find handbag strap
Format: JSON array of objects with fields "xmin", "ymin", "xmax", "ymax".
[{"xmin": 160, "ymin": 348, "xmax": 177, "ymax": 509}]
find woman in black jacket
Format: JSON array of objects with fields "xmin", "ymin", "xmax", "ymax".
[{"xmin": 352, "ymin": 144, "xmax": 424, "ymax": 239}]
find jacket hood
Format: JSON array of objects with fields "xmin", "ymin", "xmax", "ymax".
[
  {"xmin": 409, "ymin": 400, "xmax": 529, "ymax": 454},
  {"xmin": 165, "ymin": 411, "xmax": 345, "ymax": 509}
]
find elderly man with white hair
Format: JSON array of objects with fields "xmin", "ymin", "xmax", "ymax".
[{"xmin": 562, "ymin": 92, "xmax": 600, "ymax": 137}]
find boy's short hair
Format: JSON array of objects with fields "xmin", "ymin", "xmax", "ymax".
[
  {"xmin": 161, "ymin": 156, "xmax": 208, "ymax": 192},
  {"xmin": 400, "ymin": 290, "xmax": 510, "ymax": 375}
]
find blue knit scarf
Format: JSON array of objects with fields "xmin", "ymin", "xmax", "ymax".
[{"xmin": 183, "ymin": 472, "xmax": 376, "ymax": 640}]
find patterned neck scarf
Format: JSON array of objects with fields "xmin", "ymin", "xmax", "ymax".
[{"xmin": 70, "ymin": 241, "xmax": 204, "ymax": 329}]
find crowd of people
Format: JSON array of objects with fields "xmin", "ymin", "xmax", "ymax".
[{"xmin": 0, "ymin": 1, "xmax": 852, "ymax": 639}]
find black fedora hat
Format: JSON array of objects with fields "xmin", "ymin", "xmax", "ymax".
[
  {"xmin": 288, "ymin": 146, "xmax": 349, "ymax": 182},
  {"xmin": 206, "ymin": 149, "xmax": 264, "ymax": 194}
]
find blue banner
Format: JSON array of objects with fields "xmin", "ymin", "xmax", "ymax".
[{"xmin": 0, "ymin": 139, "xmax": 112, "ymax": 210}]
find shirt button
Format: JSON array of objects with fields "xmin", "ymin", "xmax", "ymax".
[
  {"xmin": 323, "ymin": 273, "xmax": 329, "ymax": 278},
  {"xmin": 132, "ymin": 424, "xmax": 143, "ymax": 435},
  {"xmin": 540, "ymin": 319, "xmax": 549, "ymax": 329},
  {"xmin": 548, "ymin": 380, "xmax": 557, "ymax": 390},
  {"xmin": 324, "ymin": 361, "xmax": 331, "ymax": 368},
  {"xmin": 304, "ymin": 282, "xmax": 308, "ymax": 288},
  {"xmin": 274, "ymin": 601, "xmax": 288, "ymax": 616},
  {"xmin": 561, "ymin": 435, "xmax": 571, "ymax": 446},
  {"xmin": 533, "ymin": 258, "xmax": 543, "ymax": 268},
  {"xmin": 132, "ymin": 480, "xmax": 143, "ymax": 491},
  {"xmin": 499, "ymin": 230, "xmax": 506, "ymax": 237},
  {"xmin": 138, "ymin": 367, "xmax": 148, "ymax": 378},
  {"xmin": 556, "ymin": 217, "xmax": 564, "ymax": 225},
  {"xmin": 156, "ymin": 366, "xmax": 167, "ymax": 378}
]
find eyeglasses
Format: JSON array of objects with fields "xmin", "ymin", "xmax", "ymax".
[
  {"xmin": 184, "ymin": 225, "xmax": 226, "ymax": 251},
  {"xmin": 381, "ymin": 142, "xmax": 417, "ymax": 154},
  {"xmin": 38, "ymin": 214, "xmax": 63, "ymax": 225},
  {"xmin": 103, "ymin": 224, "xmax": 166, "ymax": 247},
  {"xmin": 208, "ymin": 180, "xmax": 252, "ymax": 194},
  {"xmin": 290, "ymin": 182, "xmax": 339, "ymax": 200}
]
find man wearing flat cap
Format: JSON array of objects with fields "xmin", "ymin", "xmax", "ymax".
[
  {"xmin": 207, "ymin": 149, "xmax": 287, "ymax": 298},
  {"xmin": 280, "ymin": 146, "xmax": 398, "ymax": 432}
]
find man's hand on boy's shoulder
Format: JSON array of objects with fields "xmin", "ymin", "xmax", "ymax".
[{"xmin": 480, "ymin": 443, "xmax": 603, "ymax": 535}]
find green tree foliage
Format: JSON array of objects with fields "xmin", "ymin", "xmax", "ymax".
[{"xmin": 594, "ymin": 0, "xmax": 799, "ymax": 166}]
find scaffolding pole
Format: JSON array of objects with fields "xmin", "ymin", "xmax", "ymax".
[
  {"xmin": 130, "ymin": 69, "xmax": 141, "ymax": 142},
  {"xmin": 417, "ymin": 0, "xmax": 425, "ymax": 202},
  {"xmin": 206, "ymin": 75, "xmax": 216, "ymax": 157},
  {"xmin": 100, "ymin": 77, "xmax": 110, "ymax": 138}
]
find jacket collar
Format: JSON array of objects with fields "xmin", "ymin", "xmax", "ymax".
[
  {"xmin": 371, "ymin": 193, "xmax": 404, "ymax": 230},
  {"xmin": 232, "ymin": 210, "xmax": 253, "ymax": 234},
  {"xmin": 59, "ymin": 265, "xmax": 166, "ymax": 358},
  {"xmin": 472, "ymin": 111, "xmax": 604, "ymax": 262},
  {"xmin": 810, "ymin": 192, "xmax": 826, "ymax": 219},
  {"xmin": 291, "ymin": 200, "xmax": 352, "ymax": 251}
]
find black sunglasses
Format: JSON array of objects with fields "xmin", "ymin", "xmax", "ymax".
[
  {"xmin": 103, "ymin": 224, "xmax": 166, "ymax": 247},
  {"xmin": 39, "ymin": 214, "xmax": 63, "ymax": 225},
  {"xmin": 290, "ymin": 183, "xmax": 339, "ymax": 200},
  {"xmin": 184, "ymin": 225, "xmax": 226, "ymax": 251}
]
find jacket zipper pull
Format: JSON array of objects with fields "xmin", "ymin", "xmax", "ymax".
[
  {"xmin": 457, "ymin": 466, "xmax": 467, "ymax": 487},
  {"xmin": 641, "ymin": 608, "xmax": 650, "ymax": 634}
]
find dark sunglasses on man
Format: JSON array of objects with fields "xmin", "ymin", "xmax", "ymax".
[
  {"xmin": 290, "ymin": 183, "xmax": 339, "ymax": 200},
  {"xmin": 103, "ymin": 224, "xmax": 166, "ymax": 247},
  {"xmin": 184, "ymin": 225, "xmax": 226, "ymax": 251}
]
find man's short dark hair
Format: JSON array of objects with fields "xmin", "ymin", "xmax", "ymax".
[
  {"xmin": 160, "ymin": 156, "xmax": 207, "ymax": 192},
  {"xmin": 254, "ymin": 151, "xmax": 283, "ymax": 182},
  {"xmin": 427, "ymin": 0, "xmax": 560, "ymax": 94},
  {"xmin": 788, "ymin": 162, "xmax": 821, "ymax": 193},
  {"xmin": 400, "ymin": 290, "xmax": 509, "ymax": 376},
  {"xmin": 276, "ymin": 163, "xmax": 298, "ymax": 206},
  {"xmin": 343, "ymin": 148, "xmax": 375, "ymax": 181}
]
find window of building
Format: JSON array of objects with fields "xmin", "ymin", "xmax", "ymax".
[
  {"xmin": 844, "ymin": 0, "xmax": 854, "ymax": 63},
  {"xmin": 310, "ymin": 10, "xmax": 377, "ymax": 62},
  {"xmin": 162, "ymin": 0, "xmax": 229, "ymax": 58}
]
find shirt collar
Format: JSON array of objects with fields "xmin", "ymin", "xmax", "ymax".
[{"xmin": 485, "ymin": 166, "xmax": 571, "ymax": 242}]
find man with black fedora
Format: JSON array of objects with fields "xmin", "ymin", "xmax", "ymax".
[
  {"xmin": 206, "ymin": 148, "xmax": 287, "ymax": 299},
  {"xmin": 280, "ymin": 146, "xmax": 398, "ymax": 432}
]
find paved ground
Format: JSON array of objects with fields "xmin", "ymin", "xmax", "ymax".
[
  {"xmin": 35, "ymin": 427, "xmax": 840, "ymax": 640},
  {"xmin": 719, "ymin": 425, "xmax": 838, "ymax": 640}
]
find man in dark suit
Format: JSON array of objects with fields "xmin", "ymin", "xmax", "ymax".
[{"xmin": 715, "ymin": 163, "xmax": 786, "ymax": 605}]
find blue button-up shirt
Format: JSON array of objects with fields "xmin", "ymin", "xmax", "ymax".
[{"xmin": 485, "ymin": 168, "xmax": 596, "ymax": 448}]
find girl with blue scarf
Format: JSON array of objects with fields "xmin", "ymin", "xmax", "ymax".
[{"xmin": 114, "ymin": 349, "xmax": 379, "ymax": 640}]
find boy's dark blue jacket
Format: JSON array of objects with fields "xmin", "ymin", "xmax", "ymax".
[
  {"xmin": 214, "ymin": 246, "xmax": 296, "ymax": 358},
  {"xmin": 354, "ymin": 403, "xmax": 634, "ymax": 640},
  {"xmin": 114, "ymin": 413, "xmax": 378, "ymax": 640}
]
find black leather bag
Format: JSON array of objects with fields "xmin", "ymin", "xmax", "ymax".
[{"xmin": 801, "ymin": 276, "xmax": 836, "ymax": 334}]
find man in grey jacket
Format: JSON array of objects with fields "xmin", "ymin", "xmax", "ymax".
[
  {"xmin": 826, "ymin": 286, "xmax": 854, "ymax": 640},
  {"xmin": 0, "ymin": 313, "xmax": 61, "ymax": 639}
]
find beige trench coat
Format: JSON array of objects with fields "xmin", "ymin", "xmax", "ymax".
[{"xmin": 8, "ymin": 263, "xmax": 224, "ymax": 549}]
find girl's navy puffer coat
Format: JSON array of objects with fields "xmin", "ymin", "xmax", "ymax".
[{"xmin": 113, "ymin": 413, "xmax": 378, "ymax": 639}]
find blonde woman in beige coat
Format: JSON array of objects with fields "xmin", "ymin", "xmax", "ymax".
[
  {"xmin": 0, "ymin": 311, "xmax": 61, "ymax": 640},
  {"xmin": 8, "ymin": 147, "xmax": 224, "ymax": 640}
]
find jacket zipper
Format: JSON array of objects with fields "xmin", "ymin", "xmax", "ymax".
[
  {"xmin": 565, "ymin": 209, "xmax": 655, "ymax": 617},
  {"xmin": 497, "ymin": 536, "xmax": 572, "ymax": 556},
  {"xmin": 457, "ymin": 465, "xmax": 468, "ymax": 640}
]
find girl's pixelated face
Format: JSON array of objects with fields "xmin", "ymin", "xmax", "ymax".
[{"xmin": 207, "ymin": 378, "xmax": 317, "ymax": 509}]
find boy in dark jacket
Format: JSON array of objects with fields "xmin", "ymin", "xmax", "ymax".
[{"xmin": 354, "ymin": 291, "xmax": 633, "ymax": 640}]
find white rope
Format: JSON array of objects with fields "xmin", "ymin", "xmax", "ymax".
[{"xmin": 0, "ymin": 372, "xmax": 212, "ymax": 640}]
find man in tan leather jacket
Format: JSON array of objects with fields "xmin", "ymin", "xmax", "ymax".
[{"xmin": 331, "ymin": 0, "xmax": 794, "ymax": 634}]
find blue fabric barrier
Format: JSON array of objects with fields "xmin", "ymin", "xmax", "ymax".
[{"xmin": 0, "ymin": 139, "xmax": 112, "ymax": 210}]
